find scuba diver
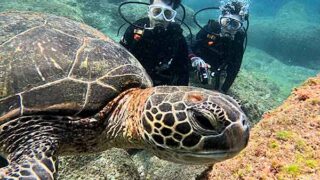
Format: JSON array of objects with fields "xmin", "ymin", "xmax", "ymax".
[
  {"xmin": 119, "ymin": 0, "xmax": 190, "ymax": 86},
  {"xmin": 189, "ymin": 1, "xmax": 249, "ymax": 93}
]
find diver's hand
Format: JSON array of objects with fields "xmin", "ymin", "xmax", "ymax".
[
  {"xmin": 191, "ymin": 57, "xmax": 210, "ymax": 70},
  {"xmin": 191, "ymin": 57, "xmax": 211, "ymax": 84}
]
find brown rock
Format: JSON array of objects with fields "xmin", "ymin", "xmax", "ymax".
[{"xmin": 208, "ymin": 74, "xmax": 320, "ymax": 179}]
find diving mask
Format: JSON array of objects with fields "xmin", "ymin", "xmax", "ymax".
[
  {"xmin": 148, "ymin": 4, "xmax": 177, "ymax": 22},
  {"xmin": 219, "ymin": 14, "xmax": 243, "ymax": 31}
]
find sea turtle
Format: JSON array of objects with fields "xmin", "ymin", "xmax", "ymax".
[{"xmin": 0, "ymin": 12, "xmax": 249, "ymax": 179}]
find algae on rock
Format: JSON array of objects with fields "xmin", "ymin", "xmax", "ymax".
[
  {"xmin": 132, "ymin": 150, "xmax": 208, "ymax": 180},
  {"xmin": 58, "ymin": 148, "xmax": 140, "ymax": 180},
  {"xmin": 208, "ymin": 74, "xmax": 320, "ymax": 179}
]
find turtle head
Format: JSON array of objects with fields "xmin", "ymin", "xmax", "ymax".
[{"xmin": 140, "ymin": 86, "xmax": 250, "ymax": 164}]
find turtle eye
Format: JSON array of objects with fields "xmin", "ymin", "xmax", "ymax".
[{"xmin": 193, "ymin": 111, "xmax": 216, "ymax": 131}]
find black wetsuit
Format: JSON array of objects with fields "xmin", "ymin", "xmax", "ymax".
[
  {"xmin": 120, "ymin": 18, "xmax": 190, "ymax": 86},
  {"xmin": 190, "ymin": 20, "xmax": 245, "ymax": 92}
]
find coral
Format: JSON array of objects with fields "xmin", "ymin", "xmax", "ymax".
[{"xmin": 207, "ymin": 74, "xmax": 320, "ymax": 179}]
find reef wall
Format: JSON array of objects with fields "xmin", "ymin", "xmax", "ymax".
[{"xmin": 208, "ymin": 74, "xmax": 320, "ymax": 179}]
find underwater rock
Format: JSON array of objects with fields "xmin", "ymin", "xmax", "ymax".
[
  {"xmin": 132, "ymin": 150, "xmax": 208, "ymax": 180},
  {"xmin": 241, "ymin": 47, "xmax": 317, "ymax": 95},
  {"xmin": 59, "ymin": 149, "xmax": 208, "ymax": 180},
  {"xmin": 229, "ymin": 69, "xmax": 281, "ymax": 123},
  {"xmin": 231, "ymin": 47, "xmax": 317, "ymax": 123},
  {"xmin": 248, "ymin": 1, "xmax": 320, "ymax": 70},
  {"xmin": 207, "ymin": 74, "xmax": 320, "ymax": 179},
  {"xmin": 58, "ymin": 148, "xmax": 140, "ymax": 180}
]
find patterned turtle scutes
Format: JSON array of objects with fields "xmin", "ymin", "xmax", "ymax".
[
  {"xmin": 0, "ymin": 12, "xmax": 249, "ymax": 179},
  {"xmin": 154, "ymin": 86, "xmax": 180, "ymax": 94},
  {"xmin": 68, "ymin": 39, "xmax": 143, "ymax": 82},
  {"xmin": 0, "ymin": 12, "xmax": 46, "ymax": 45},
  {"xmin": 0, "ymin": 11, "xmax": 152, "ymax": 121},
  {"xmin": 0, "ymin": 11, "xmax": 107, "ymax": 46},
  {"xmin": 141, "ymin": 86, "xmax": 249, "ymax": 165}
]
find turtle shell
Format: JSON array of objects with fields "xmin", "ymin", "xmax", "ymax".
[{"xmin": 0, "ymin": 12, "xmax": 152, "ymax": 123}]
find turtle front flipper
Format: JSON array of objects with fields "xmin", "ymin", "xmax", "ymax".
[
  {"xmin": 0, "ymin": 117, "xmax": 60, "ymax": 180},
  {"xmin": 0, "ymin": 137, "xmax": 58, "ymax": 180}
]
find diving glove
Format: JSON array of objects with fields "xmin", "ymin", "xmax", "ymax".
[{"xmin": 191, "ymin": 57, "xmax": 211, "ymax": 84}]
